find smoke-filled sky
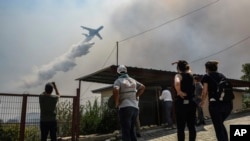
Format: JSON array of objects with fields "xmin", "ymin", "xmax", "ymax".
[{"xmin": 0, "ymin": 0, "xmax": 250, "ymax": 101}]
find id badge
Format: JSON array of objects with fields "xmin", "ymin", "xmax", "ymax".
[{"xmin": 183, "ymin": 100, "xmax": 189, "ymax": 104}]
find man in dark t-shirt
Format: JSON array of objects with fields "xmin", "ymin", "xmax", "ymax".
[{"xmin": 39, "ymin": 82, "xmax": 60, "ymax": 141}]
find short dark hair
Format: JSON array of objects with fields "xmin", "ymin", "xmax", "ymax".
[
  {"xmin": 177, "ymin": 60, "xmax": 190, "ymax": 72},
  {"xmin": 205, "ymin": 61, "xmax": 218, "ymax": 72},
  {"xmin": 45, "ymin": 83, "xmax": 53, "ymax": 94},
  {"xmin": 193, "ymin": 75, "xmax": 200, "ymax": 81}
]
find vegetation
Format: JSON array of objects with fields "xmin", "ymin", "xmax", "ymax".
[
  {"xmin": 57, "ymin": 100, "xmax": 74, "ymax": 137},
  {"xmin": 80, "ymin": 99, "xmax": 119, "ymax": 135},
  {"xmin": 80, "ymin": 99, "xmax": 102, "ymax": 134},
  {"xmin": 25, "ymin": 126, "xmax": 40, "ymax": 141},
  {"xmin": 0, "ymin": 98, "xmax": 118, "ymax": 140},
  {"xmin": 0, "ymin": 123, "xmax": 40, "ymax": 141},
  {"xmin": 241, "ymin": 63, "xmax": 250, "ymax": 82},
  {"xmin": 96, "ymin": 102, "xmax": 119, "ymax": 134},
  {"xmin": 0, "ymin": 124, "xmax": 19, "ymax": 141},
  {"xmin": 241, "ymin": 63, "xmax": 250, "ymax": 109}
]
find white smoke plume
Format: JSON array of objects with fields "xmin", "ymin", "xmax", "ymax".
[{"xmin": 21, "ymin": 38, "xmax": 95, "ymax": 88}]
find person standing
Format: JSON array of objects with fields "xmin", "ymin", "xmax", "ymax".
[
  {"xmin": 193, "ymin": 76, "xmax": 205, "ymax": 126},
  {"xmin": 39, "ymin": 82, "xmax": 60, "ymax": 141},
  {"xmin": 200, "ymin": 61, "xmax": 233, "ymax": 141},
  {"xmin": 173, "ymin": 60, "xmax": 196, "ymax": 141},
  {"xmin": 159, "ymin": 88, "xmax": 173, "ymax": 129},
  {"xmin": 113, "ymin": 65, "xmax": 145, "ymax": 141}
]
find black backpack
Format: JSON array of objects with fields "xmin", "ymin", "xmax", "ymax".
[{"xmin": 210, "ymin": 75, "xmax": 235, "ymax": 102}]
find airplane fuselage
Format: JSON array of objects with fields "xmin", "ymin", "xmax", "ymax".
[{"xmin": 81, "ymin": 26, "xmax": 103, "ymax": 40}]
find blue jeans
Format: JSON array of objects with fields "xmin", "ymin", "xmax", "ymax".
[
  {"xmin": 196, "ymin": 105, "xmax": 204, "ymax": 124},
  {"xmin": 119, "ymin": 107, "xmax": 138, "ymax": 141},
  {"xmin": 163, "ymin": 101, "xmax": 173, "ymax": 127}
]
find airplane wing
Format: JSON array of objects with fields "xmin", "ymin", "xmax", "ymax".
[
  {"xmin": 81, "ymin": 26, "xmax": 93, "ymax": 31},
  {"xmin": 96, "ymin": 33, "xmax": 103, "ymax": 40}
]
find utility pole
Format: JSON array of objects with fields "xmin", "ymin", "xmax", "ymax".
[{"xmin": 116, "ymin": 41, "xmax": 119, "ymax": 66}]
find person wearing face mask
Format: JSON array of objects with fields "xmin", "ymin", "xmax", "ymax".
[{"xmin": 113, "ymin": 65, "xmax": 145, "ymax": 141}]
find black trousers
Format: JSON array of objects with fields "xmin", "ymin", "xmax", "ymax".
[
  {"xmin": 40, "ymin": 121, "xmax": 57, "ymax": 141},
  {"xmin": 209, "ymin": 101, "xmax": 233, "ymax": 141},
  {"xmin": 175, "ymin": 99, "xmax": 197, "ymax": 141},
  {"xmin": 119, "ymin": 107, "xmax": 138, "ymax": 141}
]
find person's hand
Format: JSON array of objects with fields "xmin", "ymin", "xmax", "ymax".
[
  {"xmin": 51, "ymin": 82, "xmax": 60, "ymax": 96},
  {"xmin": 115, "ymin": 103, "xmax": 119, "ymax": 109},
  {"xmin": 51, "ymin": 82, "xmax": 56, "ymax": 86},
  {"xmin": 136, "ymin": 97, "xmax": 139, "ymax": 101},
  {"xmin": 178, "ymin": 92, "xmax": 187, "ymax": 99},
  {"xmin": 199, "ymin": 100, "xmax": 205, "ymax": 107}
]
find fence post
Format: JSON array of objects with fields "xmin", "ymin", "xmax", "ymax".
[
  {"xmin": 19, "ymin": 94, "xmax": 28, "ymax": 141},
  {"xmin": 76, "ymin": 88, "xmax": 80, "ymax": 141},
  {"xmin": 71, "ymin": 96, "xmax": 76, "ymax": 141},
  {"xmin": 71, "ymin": 88, "xmax": 80, "ymax": 141}
]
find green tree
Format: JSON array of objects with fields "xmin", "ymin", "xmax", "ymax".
[
  {"xmin": 57, "ymin": 100, "xmax": 74, "ymax": 137},
  {"xmin": 80, "ymin": 99, "xmax": 102, "ymax": 134},
  {"xmin": 241, "ymin": 63, "xmax": 250, "ymax": 108},
  {"xmin": 241, "ymin": 63, "xmax": 250, "ymax": 81}
]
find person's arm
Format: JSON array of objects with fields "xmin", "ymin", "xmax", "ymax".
[
  {"xmin": 113, "ymin": 87, "xmax": 120, "ymax": 108},
  {"xmin": 51, "ymin": 82, "xmax": 60, "ymax": 96},
  {"xmin": 174, "ymin": 74, "xmax": 187, "ymax": 99},
  {"xmin": 136, "ymin": 84, "xmax": 145, "ymax": 98},
  {"xmin": 200, "ymin": 83, "xmax": 208, "ymax": 106},
  {"xmin": 159, "ymin": 92, "xmax": 163, "ymax": 100}
]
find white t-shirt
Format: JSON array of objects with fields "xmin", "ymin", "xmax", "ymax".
[
  {"xmin": 159, "ymin": 89, "xmax": 173, "ymax": 101},
  {"xmin": 113, "ymin": 74, "xmax": 143, "ymax": 109}
]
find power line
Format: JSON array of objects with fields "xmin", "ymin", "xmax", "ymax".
[
  {"xmin": 118, "ymin": 0, "xmax": 220, "ymax": 43},
  {"xmin": 81, "ymin": 44, "xmax": 116, "ymax": 96},
  {"xmin": 190, "ymin": 35, "xmax": 250, "ymax": 63},
  {"xmin": 101, "ymin": 44, "xmax": 117, "ymax": 68}
]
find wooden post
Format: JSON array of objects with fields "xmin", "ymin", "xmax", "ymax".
[
  {"xmin": 76, "ymin": 88, "xmax": 80, "ymax": 141},
  {"xmin": 19, "ymin": 94, "xmax": 28, "ymax": 141},
  {"xmin": 71, "ymin": 96, "xmax": 77, "ymax": 141},
  {"xmin": 116, "ymin": 41, "xmax": 119, "ymax": 65},
  {"xmin": 155, "ymin": 87, "xmax": 161, "ymax": 126}
]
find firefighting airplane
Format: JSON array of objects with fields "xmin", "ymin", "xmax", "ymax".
[{"xmin": 80, "ymin": 26, "xmax": 103, "ymax": 40}]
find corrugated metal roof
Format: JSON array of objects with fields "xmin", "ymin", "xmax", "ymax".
[
  {"xmin": 76, "ymin": 65, "xmax": 176, "ymax": 86},
  {"xmin": 76, "ymin": 65, "xmax": 250, "ymax": 88}
]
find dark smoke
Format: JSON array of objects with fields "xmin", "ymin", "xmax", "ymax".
[{"xmin": 110, "ymin": 0, "xmax": 250, "ymax": 79}]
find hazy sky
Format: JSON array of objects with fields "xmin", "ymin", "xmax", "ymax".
[{"xmin": 0, "ymin": 0, "xmax": 250, "ymax": 102}]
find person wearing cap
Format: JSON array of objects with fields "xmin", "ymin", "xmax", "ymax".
[
  {"xmin": 39, "ymin": 82, "xmax": 60, "ymax": 141},
  {"xmin": 173, "ymin": 60, "xmax": 196, "ymax": 141},
  {"xmin": 200, "ymin": 61, "xmax": 233, "ymax": 141},
  {"xmin": 113, "ymin": 65, "xmax": 145, "ymax": 141}
]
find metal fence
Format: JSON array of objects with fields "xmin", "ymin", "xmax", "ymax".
[{"xmin": 0, "ymin": 93, "xmax": 79, "ymax": 141}]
